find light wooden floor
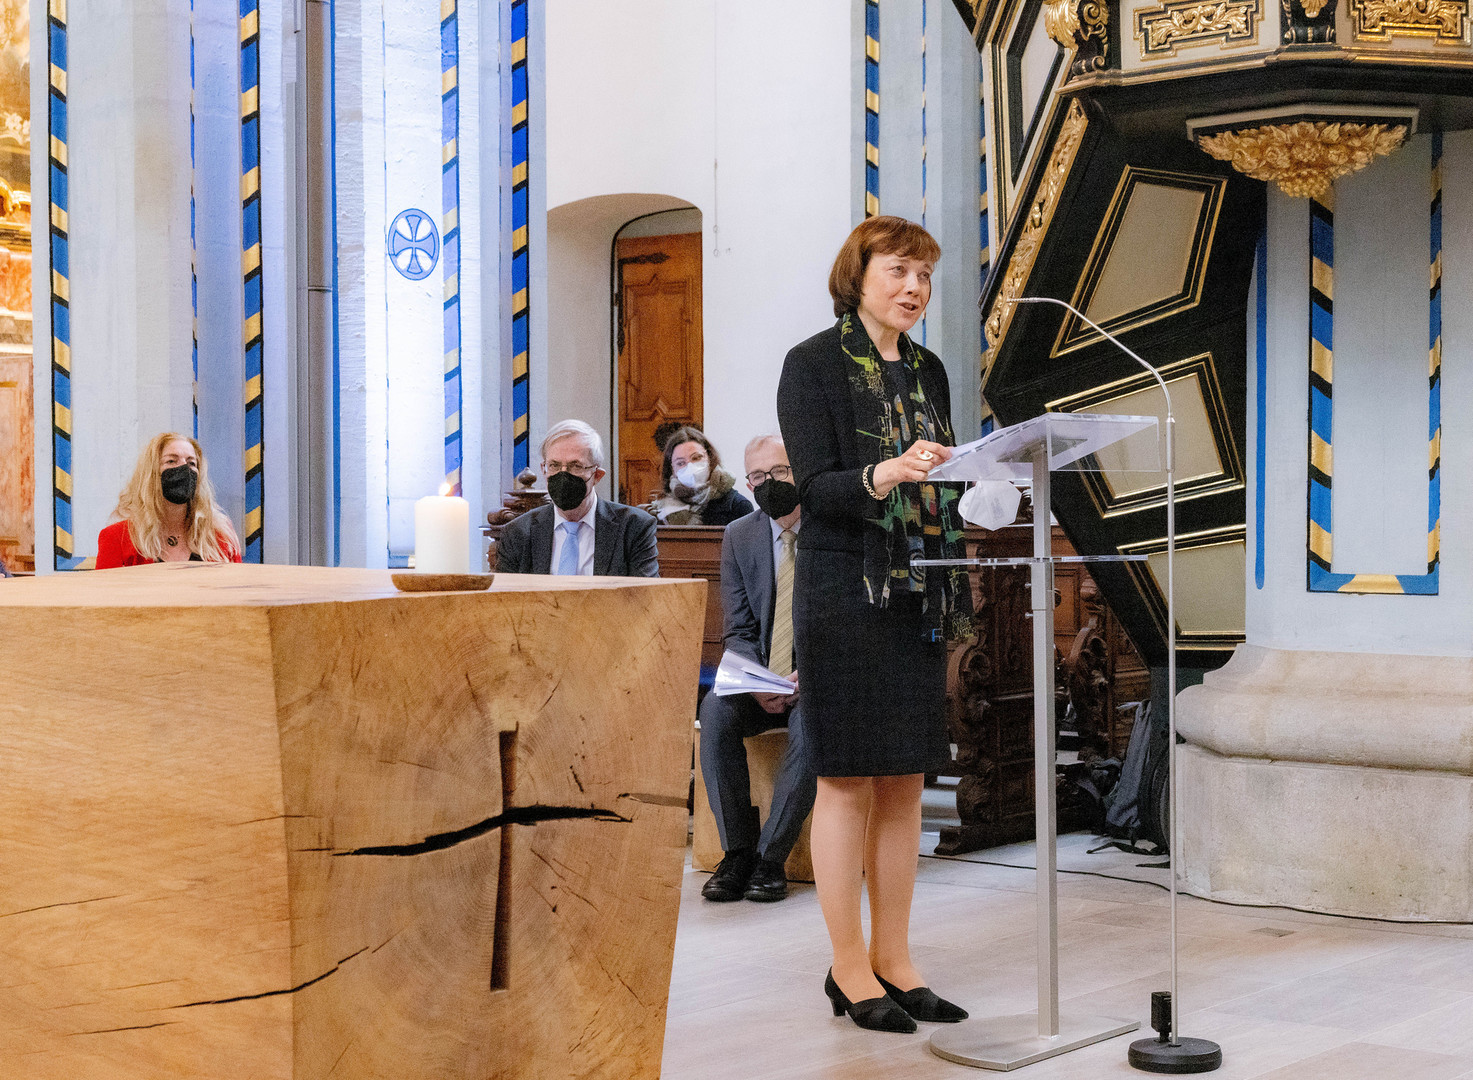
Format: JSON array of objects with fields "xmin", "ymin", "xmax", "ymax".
[{"xmin": 662, "ymin": 823, "xmax": 1473, "ymax": 1079}]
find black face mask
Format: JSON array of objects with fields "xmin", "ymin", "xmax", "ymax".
[
  {"xmin": 546, "ymin": 469, "xmax": 589, "ymax": 512},
  {"xmin": 161, "ymin": 464, "xmax": 198, "ymax": 505},
  {"xmin": 753, "ymin": 478, "xmax": 800, "ymax": 520}
]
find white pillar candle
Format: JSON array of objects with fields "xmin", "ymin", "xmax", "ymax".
[{"xmin": 414, "ymin": 490, "xmax": 471, "ymax": 573}]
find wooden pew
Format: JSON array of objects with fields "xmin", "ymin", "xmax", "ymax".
[{"xmin": 654, "ymin": 525, "xmax": 727, "ymax": 675}]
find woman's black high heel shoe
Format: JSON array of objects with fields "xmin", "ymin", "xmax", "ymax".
[
  {"xmin": 876, "ymin": 974, "xmax": 969, "ymax": 1022},
  {"xmin": 824, "ymin": 969, "xmax": 918, "ymax": 1033}
]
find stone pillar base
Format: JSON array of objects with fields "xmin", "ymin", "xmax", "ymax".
[{"xmin": 1177, "ymin": 644, "xmax": 1473, "ymax": 922}]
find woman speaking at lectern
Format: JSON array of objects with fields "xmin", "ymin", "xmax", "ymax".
[
  {"xmin": 96, "ymin": 433, "xmax": 243, "ymax": 568},
  {"xmin": 777, "ymin": 216, "xmax": 972, "ymax": 1034}
]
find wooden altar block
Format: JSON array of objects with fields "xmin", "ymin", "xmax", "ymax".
[
  {"xmin": 0, "ymin": 563, "xmax": 705, "ymax": 1080},
  {"xmin": 692, "ymin": 727, "xmax": 814, "ymax": 883}
]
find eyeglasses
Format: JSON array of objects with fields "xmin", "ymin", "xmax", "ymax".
[
  {"xmin": 542, "ymin": 460, "xmax": 598, "ymax": 478},
  {"xmin": 745, "ymin": 464, "xmax": 793, "ymax": 486}
]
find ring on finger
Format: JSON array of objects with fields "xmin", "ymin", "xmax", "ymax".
[{"xmin": 917, "ymin": 449, "xmax": 935, "ymax": 462}]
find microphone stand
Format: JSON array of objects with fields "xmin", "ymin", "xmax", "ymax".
[{"xmin": 1007, "ymin": 296, "xmax": 1221, "ymax": 1073}]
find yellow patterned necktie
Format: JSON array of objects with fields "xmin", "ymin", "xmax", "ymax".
[{"xmin": 769, "ymin": 529, "xmax": 796, "ymax": 678}]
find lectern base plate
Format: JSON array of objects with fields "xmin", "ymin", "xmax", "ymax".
[{"xmin": 930, "ymin": 1011, "xmax": 1141, "ymax": 1071}]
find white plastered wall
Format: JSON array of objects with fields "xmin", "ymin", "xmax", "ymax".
[
  {"xmin": 544, "ymin": 0, "xmax": 858, "ymax": 485},
  {"xmin": 335, "ymin": 0, "xmax": 494, "ymax": 567}
]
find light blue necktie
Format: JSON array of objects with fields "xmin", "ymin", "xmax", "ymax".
[{"xmin": 557, "ymin": 520, "xmax": 581, "ymax": 575}]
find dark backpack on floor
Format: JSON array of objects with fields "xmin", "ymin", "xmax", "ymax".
[{"xmin": 1102, "ymin": 698, "xmax": 1170, "ymax": 853}]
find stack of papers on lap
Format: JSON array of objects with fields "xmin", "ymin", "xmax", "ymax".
[{"xmin": 713, "ymin": 650, "xmax": 795, "ymax": 696}]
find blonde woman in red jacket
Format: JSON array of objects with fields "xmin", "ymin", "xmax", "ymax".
[{"xmin": 96, "ymin": 433, "xmax": 242, "ymax": 568}]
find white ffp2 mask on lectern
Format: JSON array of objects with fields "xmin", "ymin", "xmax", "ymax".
[{"xmin": 958, "ymin": 480, "xmax": 1023, "ymax": 530}]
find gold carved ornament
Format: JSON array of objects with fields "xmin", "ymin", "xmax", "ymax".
[
  {"xmin": 1045, "ymin": 0, "xmax": 1109, "ymax": 71},
  {"xmin": 1197, "ymin": 121, "xmax": 1407, "ymax": 198},
  {"xmin": 1045, "ymin": 0, "xmax": 1084, "ymax": 44},
  {"xmin": 1351, "ymin": 0, "xmax": 1468, "ymax": 40},
  {"xmin": 983, "ymin": 100, "xmax": 1090, "ymax": 370},
  {"xmin": 1299, "ymin": 0, "xmax": 1332, "ymax": 16},
  {"xmin": 1139, "ymin": 0, "xmax": 1255, "ymax": 52},
  {"xmin": 1078, "ymin": 0, "xmax": 1110, "ymax": 48}
]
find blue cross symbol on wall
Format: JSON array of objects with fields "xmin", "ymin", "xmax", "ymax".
[{"xmin": 388, "ymin": 208, "xmax": 440, "ymax": 281}]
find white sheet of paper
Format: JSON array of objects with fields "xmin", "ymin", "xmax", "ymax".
[
  {"xmin": 712, "ymin": 649, "xmax": 798, "ymax": 697},
  {"xmin": 925, "ymin": 414, "xmax": 1159, "ymax": 482}
]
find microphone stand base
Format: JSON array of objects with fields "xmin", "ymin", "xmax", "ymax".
[{"xmin": 1129, "ymin": 1036, "xmax": 1222, "ymax": 1073}]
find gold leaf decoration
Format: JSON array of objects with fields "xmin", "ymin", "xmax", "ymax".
[
  {"xmin": 1079, "ymin": 0, "xmax": 1110, "ymax": 45},
  {"xmin": 1300, "ymin": 0, "xmax": 1332, "ymax": 15},
  {"xmin": 1044, "ymin": 0, "xmax": 1083, "ymax": 47},
  {"xmin": 1135, "ymin": 0, "xmax": 1260, "ymax": 55},
  {"xmin": 1197, "ymin": 121, "xmax": 1408, "ymax": 199},
  {"xmin": 983, "ymin": 100, "xmax": 1090, "ymax": 370},
  {"xmin": 1350, "ymin": 0, "xmax": 1468, "ymax": 40}
]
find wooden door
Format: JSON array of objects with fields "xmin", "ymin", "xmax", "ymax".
[
  {"xmin": 616, "ymin": 232, "xmax": 702, "ymax": 506},
  {"xmin": 0, "ymin": 350, "xmax": 33, "ymax": 571}
]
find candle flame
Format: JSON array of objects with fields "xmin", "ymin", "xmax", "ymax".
[{"xmin": 439, "ymin": 482, "xmax": 452, "ymax": 497}]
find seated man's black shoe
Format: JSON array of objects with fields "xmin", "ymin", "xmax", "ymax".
[
  {"xmin": 701, "ymin": 848, "xmax": 757, "ymax": 901},
  {"xmin": 743, "ymin": 856, "xmax": 788, "ymax": 902}
]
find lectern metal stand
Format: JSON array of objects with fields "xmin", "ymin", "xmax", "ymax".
[{"xmin": 917, "ymin": 413, "xmax": 1157, "ymax": 1070}]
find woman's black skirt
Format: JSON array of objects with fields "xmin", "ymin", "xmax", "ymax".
[{"xmin": 792, "ymin": 548, "xmax": 949, "ymax": 777}]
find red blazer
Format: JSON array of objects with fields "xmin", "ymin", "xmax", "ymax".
[{"xmin": 95, "ymin": 520, "xmax": 243, "ymax": 569}]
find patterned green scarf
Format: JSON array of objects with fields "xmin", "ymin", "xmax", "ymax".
[{"xmin": 840, "ymin": 314, "xmax": 973, "ymax": 643}]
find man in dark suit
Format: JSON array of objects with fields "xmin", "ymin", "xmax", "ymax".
[
  {"xmin": 496, "ymin": 419, "xmax": 660, "ymax": 577},
  {"xmin": 698, "ymin": 435, "xmax": 815, "ymax": 902}
]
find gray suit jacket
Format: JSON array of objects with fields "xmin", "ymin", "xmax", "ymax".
[
  {"xmin": 720, "ymin": 508, "xmax": 789, "ymax": 669},
  {"xmin": 496, "ymin": 499, "xmax": 660, "ymax": 577}
]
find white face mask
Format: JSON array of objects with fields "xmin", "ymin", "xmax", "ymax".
[
  {"xmin": 674, "ymin": 460, "xmax": 710, "ymax": 490},
  {"xmin": 958, "ymin": 480, "xmax": 1022, "ymax": 530}
]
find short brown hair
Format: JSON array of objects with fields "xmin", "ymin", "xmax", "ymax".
[{"xmin": 828, "ymin": 216, "xmax": 942, "ymax": 317}]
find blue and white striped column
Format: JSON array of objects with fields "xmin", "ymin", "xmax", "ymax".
[
  {"xmin": 46, "ymin": 0, "xmax": 79, "ymax": 569},
  {"xmin": 864, "ymin": 0, "xmax": 880, "ymax": 218},
  {"xmin": 240, "ymin": 0, "xmax": 265, "ymax": 562},
  {"xmin": 442, "ymin": 0, "xmax": 464, "ymax": 494},
  {"xmin": 509, "ymin": 0, "xmax": 530, "ymax": 473}
]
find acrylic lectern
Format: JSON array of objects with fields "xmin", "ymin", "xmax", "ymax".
[{"xmin": 919, "ymin": 412, "xmax": 1160, "ymax": 1070}]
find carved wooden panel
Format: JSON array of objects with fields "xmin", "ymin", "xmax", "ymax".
[{"xmin": 939, "ymin": 523, "xmax": 1149, "ymax": 855}]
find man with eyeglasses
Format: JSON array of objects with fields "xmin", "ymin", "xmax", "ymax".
[
  {"xmin": 698, "ymin": 434, "xmax": 816, "ymax": 902},
  {"xmin": 495, "ymin": 419, "xmax": 660, "ymax": 577}
]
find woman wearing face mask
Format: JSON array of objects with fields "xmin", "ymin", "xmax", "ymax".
[
  {"xmin": 646, "ymin": 426, "xmax": 753, "ymax": 527},
  {"xmin": 776, "ymin": 216, "xmax": 971, "ymax": 1034},
  {"xmin": 95, "ymin": 433, "xmax": 243, "ymax": 568}
]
